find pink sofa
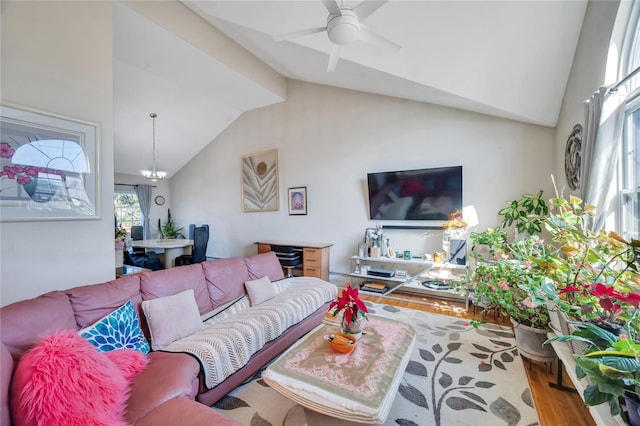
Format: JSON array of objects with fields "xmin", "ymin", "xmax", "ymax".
[{"xmin": 0, "ymin": 252, "xmax": 333, "ymax": 426}]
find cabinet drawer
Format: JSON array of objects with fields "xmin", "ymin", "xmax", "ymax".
[
  {"xmin": 304, "ymin": 266, "xmax": 321, "ymax": 278},
  {"xmin": 303, "ymin": 248, "xmax": 320, "ymax": 261},
  {"xmin": 304, "ymin": 257, "xmax": 321, "ymax": 267}
]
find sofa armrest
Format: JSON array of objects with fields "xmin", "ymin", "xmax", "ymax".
[
  {"xmin": 125, "ymin": 351, "xmax": 200, "ymax": 425},
  {"xmin": 133, "ymin": 397, "xmax": 242, "ymax": 426}
]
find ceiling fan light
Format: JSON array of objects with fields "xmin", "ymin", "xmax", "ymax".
[{"xmin": 327, "ymin": 9, "xmax": 360, "ymax": 45}]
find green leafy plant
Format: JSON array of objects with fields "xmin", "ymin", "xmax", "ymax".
[
  {"xmin": 468, "ymin": 227, "xmax": 508, "ymax": 262},
  {"xmin": 158, "ymin": 209, "xmax": 184, "ymax": 239},
  {"xmin": 469, "ymin": 235, "xmax": 550, "ymax": 329},
  {"xmin": 498, "ymin": 190, "xmax": 549, "ymax": 236},
  {"xmin": 548, "ymin": 320, "xmax": 640, "ymax": 417}
]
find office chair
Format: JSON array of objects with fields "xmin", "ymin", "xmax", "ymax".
[
  {"xmin": 130, "ymin": 225, "xmax": 147, "ymax": 255},
  {"xmin": 123, "ymin": 248, "xmax": 162, "ymax": 271},
  {"xmin": 175, "ymin": 224, "xmax": 209, "ymax": 266},
  {"xmin": 272, "ymin": 245, "xmax": 302, "ymax": 277}
]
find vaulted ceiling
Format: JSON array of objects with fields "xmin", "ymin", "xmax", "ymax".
[{"xmin": 114, "ymin": 0, "xmax": 588, "ymax": 178}]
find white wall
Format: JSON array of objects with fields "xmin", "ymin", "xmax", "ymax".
[
  {"xmin": 1, "ymin": 1, "xmax": 114, "ymax": 306},
  {"xmin": 171, "ymin": 80, "xmax": 555, "ymax": 275},
  {"xmin": 552, "ymin": 0, "xmax": 620, "ymax": 193}
]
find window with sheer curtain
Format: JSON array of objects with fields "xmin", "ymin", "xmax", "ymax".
[{"xmin": 618, "ymin": 4, "xmax": 640, "ymax": 240}]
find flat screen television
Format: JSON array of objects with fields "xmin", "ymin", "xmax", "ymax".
[{"xmin": 367, "ymin": 166, "xmax": 462, "ymax": 226}]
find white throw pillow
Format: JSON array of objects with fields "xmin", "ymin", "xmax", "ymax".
[
  {"xmin": 245, "ymin": 276, "xmax": 277, "ymax": 306},
  {"xmin": 142, "ymin": 289, "xmax": 205, "ymax": 350}
]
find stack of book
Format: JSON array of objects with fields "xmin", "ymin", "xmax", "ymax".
[{"xmin": 360, "ymin": 281, "xmax": 388, "ymax": 294}]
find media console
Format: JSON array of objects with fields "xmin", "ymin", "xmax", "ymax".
[{"xmin": 348, "ymin": 255, "xmax": 468, "ymax": 305}]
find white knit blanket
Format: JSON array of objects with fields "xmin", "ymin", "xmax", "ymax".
[{"xmin": 161, "ymin": 277, "xmax": 337, "ymax": 389}]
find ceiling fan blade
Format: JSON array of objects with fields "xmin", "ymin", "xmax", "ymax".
[
  {"xmin": 273, "ymin": 26, "xmax": 327, "ymax": 42},
  {"xmin": 352, "ymin": 0, "xmax": 388, "ymax": 21},
  {"xmin": 327, "ymin": 44, "xmax": 341, "ymax": 72},
  {"xmin": 359, "ymin": 24, "xmax": 401, "ymax": 50},
  {"xmin": 322, "ymin": 0, "xmax": 343, "ymax": 16}
]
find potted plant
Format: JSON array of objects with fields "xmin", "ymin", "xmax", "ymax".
[
  {"xmin": 548, "ymin": 321, "xmax": 640, "ymax": 423},
  {"xmin": 468, "ymin": 226, "xmax": 508, "ymax": 263},
  {"xmin": 468, "ymin": 235, "xmax": 555, "ymax": 361},
  {"xmin": 114, "ymin": 222, "xmax": 127, "ymax": 268},
  {"xmin": 498, "ymin": 190, "xmax": 549, "ymax": 238},
  {"xmin": 158, "ymin": 209, "xmax": 184, "ymax": 239},
  {"xmin": 328, "ymin": 285, "xmax": 368, "ymax": 339},
  {"xmin": 529, "ymin": 195, "xmax": 640, "ymax": 335}
]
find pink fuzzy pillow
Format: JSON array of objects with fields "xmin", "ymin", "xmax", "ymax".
[
  {"xmin": 105, "ymin": 348, "xmax": 148, "ymax": 381},
  {"xmin": 10, "ymin": 331, "xmax": 135, "ymax": 426}
]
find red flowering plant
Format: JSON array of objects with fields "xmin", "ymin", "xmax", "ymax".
[
  {"xmin": 558, "ymin": 283, "xmax": 640, "ymax": 330},
  {"xmin": 529, "ymin": 196, "xmax": 640, "ymax": 334},
  {"xmin": 328, "ymin": 285, "xmax": 368, "ymax": 326}
]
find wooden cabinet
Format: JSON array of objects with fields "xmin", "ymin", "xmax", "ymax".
[{"xmin": 256, "ymin": 241, "xmax": 332, "ymax": 281}]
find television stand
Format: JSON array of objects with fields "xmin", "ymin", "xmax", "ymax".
[{"xmin": 348, "ymin": 256, "xmax": 468, "ymax": 308}]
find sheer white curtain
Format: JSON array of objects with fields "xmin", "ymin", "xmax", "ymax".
[
  {"xmin": 580, "ymin": 87, "xmax": 627, "ymax": 231},
  {"xmin": 135, "ymin": 185, "xmax": 153, "ymax": 239}
]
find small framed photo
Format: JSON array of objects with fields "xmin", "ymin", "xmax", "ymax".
[{"xmin": 288, "ymin": 186, "xmax": 307, "ymax": 215}]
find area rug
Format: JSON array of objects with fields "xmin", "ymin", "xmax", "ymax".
[{"xmin": 211, "ymin": 302, "xmax": 540, "ymax": 426}]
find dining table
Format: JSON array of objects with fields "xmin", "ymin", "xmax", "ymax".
[{"xmin": 129, "ymin": 239, "xmax": 194, "ymax": 269}]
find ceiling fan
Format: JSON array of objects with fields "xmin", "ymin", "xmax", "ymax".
[{"xmin": 274, "ymin": 0, "xmax": 400, "ymax": 72}]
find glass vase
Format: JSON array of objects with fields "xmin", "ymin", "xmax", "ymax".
[{"xmin": 342, "ymin": 315, "xmax": 363, "ymax": 340}]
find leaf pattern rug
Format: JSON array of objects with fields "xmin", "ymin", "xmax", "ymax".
[{"xmin": 211, "ymin": 302, "xmax": 540, "ymax": 426}]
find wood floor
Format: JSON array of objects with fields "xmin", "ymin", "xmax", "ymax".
[{"xmin": 360, "ymin": 291, "xmax": 596, "ymax": 426}]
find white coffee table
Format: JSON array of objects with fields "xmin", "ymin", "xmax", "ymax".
[{"xmin": 263, "ymin": 315, "xmax": 416, "ymax": 424}]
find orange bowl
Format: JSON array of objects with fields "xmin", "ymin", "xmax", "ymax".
[{"xmin": 328, "ymin": 333, "xmax": 357, "ymax": 354}]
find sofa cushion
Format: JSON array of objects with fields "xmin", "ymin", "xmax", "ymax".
[
  {"xmin": 10, "ymin": 331, "xmax": 130, "ymax": 426},
  {"xmin": 142, "ymin": 290, "xmax": 205, "ymax": 351},
  {"xmin": 202, "ymin": 257, "xmax": 251, "ymax": 307},
  {"xmin": 245, "ymin": 276, "xmax": 277, "ymax": 306},
  {"xmin": 124, "ymin": 351, "xmax": 200, "ymax": 425},
  {"xmin": 140, "ymin": 263, "xmax": 213, "ymax": 314},
  {"xmin": 0, "ymin": 291, "xmax": 78, "ymax": 360},
  {"xmin": 65, "ymin": 274, "xmax": 142, "ymax": 328},
  {"xmin": 79, "ymin": 300, "xmax": 150, "ymax": 354},
  {"xmin": 244, "ymin": 252, "xmax": 285, "ymax": 281}
]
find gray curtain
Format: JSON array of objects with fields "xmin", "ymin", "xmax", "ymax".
[
  {"xmin": 581, "ymin": 86, "xmax": 626, "ymax": 231},
  {"xmin": 135, "ymin": 185, "xmax": 153, "ymax": 239}
]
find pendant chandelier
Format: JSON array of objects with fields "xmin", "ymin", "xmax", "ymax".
[{"xmin": 140, "ymin": 113, "xmax": 167, "ymax": 181}]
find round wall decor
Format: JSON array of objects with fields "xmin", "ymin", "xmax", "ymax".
[
  {"xmin": 154, "ymin": 195, "xmax": 165, "ymax": 206},
  {"xmin": 564, "ymin": 124, "xmax": 582, "ymax": 191}
]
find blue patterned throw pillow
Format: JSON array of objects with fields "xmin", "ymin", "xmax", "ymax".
[{"xmin": 80, "ymin": 300, "xmax": 150, "ymax": 354}]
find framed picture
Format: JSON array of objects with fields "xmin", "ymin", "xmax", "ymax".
[
  {"xmin": 241, "ymin": 148, "xmax": 279, "ymax": 212},
  {"xmin": 0, "ymin": 104, "xmax": 100, "ymax": 221},
  {"xmin": 288, "ymin": 186, "xmax": 307, "ymax": 215}
]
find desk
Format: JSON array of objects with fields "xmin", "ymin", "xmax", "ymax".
[
  {"xmin": 256, "ymin": 240, "xmax": 332, "ymax": 281},
  {"xmin": 130, "ymin": 239, "xmax": 194, "ymax": 268}
]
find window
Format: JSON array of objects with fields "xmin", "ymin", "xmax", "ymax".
[
  {"xmin": 620, "ymin": 97, "xmax": 640, "ymax": 240},
  {"xmin": 114, "ymin": 190, "xmax": 142, "ymax": 231},
  {"xmin": 618, "ymin": 3, "xmax": 640, "ymax": 240}
]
